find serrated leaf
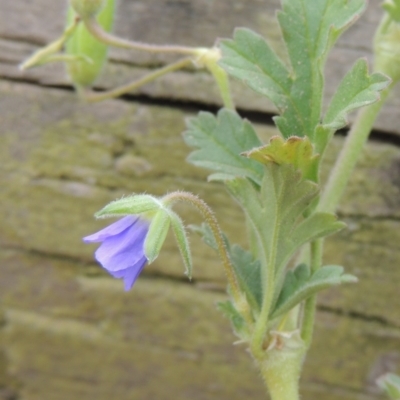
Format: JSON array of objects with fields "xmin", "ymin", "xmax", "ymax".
[
  {"xmin": 324, "ymin": 59, "xmax": 390, "ymax": 131},
  {"xmin": 184, "ymin": 108, "xmax": 263, "ymax": 184},
  {"xmin": 169, "ymin": 211, "xmax": 192, "ymax": 279},
  {"xmin": 230, "ymin": 245, "xmax": 262, "ymax": 311},
  {"xmin": 243, "ymin": 136, "xmax": 319, "ymax": 182},
  {"xmin": 270, "ymin": 264, "xmax": 357, "ymax": 319},
  {"xmin": 220, "ymin": 1, "xmax": 365, "ymax": 141},
  {"xmin": 219, "ymin": 28, "xmax": 292, "ymax": 112},
  {"xmin": 276, "ymin": 0, "xmax": 366, "ymax": 138},
  {"xmin": 217, "ymin": 300, "xmax": 248, "ymax": 338},
  {"xmin": 290, "ymin": 213, "xmax": 346, "ymax": 252}
]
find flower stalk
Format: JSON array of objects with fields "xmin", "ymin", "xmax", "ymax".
[{"xmin": 162, "ymin": 191, "xmax": 253, "ymax": 325}]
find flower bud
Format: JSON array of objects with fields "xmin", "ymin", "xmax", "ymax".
[{"xmin": 70, "ymin": 0, "xmax": 105, "ymax": 18}]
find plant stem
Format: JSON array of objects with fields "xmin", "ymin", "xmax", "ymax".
[
  {"xmin": 84, "ymin": 57, "xmax": 193, "ymax": 102},
  {"xmin": 84, "ymin": 17, "xmax": 200, "ymax": 56},
  {"xmin": 318, "ymin": 87, "xmax": 391, "ymax": 214},
  {"xmin": 162, "ymin": 192, "xmax": 253, "ymax": 325},
  {"xmin": 301, "ymin": 85, "xmax": 392, "ymax": 346},
  {"xmin": 301, "ymin": 239, "xmax": 323, "ymax": 346},
  {"xmin": 258, "ymin": 344, "xmax": 304, "ymax": 400}
]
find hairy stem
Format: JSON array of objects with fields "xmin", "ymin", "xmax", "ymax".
[
  {"xmin": 319, "ymin": 87, "xmax": 391, "ymax": 214},
  {"xmin": 162, "ymin": 192, "xmax": 253, "ymax": 325},
  {"xmin": 83, "ymin": 57, "xmax": 193, "ymax": 102},
  {"xmin": 84, "ymin": 17, "xmax": 200, "ymax": 55}
]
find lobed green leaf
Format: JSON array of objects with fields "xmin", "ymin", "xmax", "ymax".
[
  {"xmin": 184, "ymin": 108, "xmax": 263, "ymax": 184},
  {"xmin": 270, "ymin": 264, "xmax": 357, "ymax": 319}
]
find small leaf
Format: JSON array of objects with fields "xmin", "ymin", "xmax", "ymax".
[
  {"xmin": 230, "ymin": 245, "xmax": 262, "ymax": 311},
  {"xmin": 243, "ymin": 136, "xmax": 319, "ymax": 182},
  {"xmin": 184, "ymin": 108, "xmax": 263, "ymax": 184},
  {"xmin": 144, "ymin": 208, "xmax": 170, "ymax": 263},
  {"xmin": 324, "ymin": 59, "xmax": 390, "ymax": 131},
  {"xmin": 95, "ymin": 194, "xmax": 161, "ymax": 218},
  {"xmin": 169, "ymin": 211, "xmax": 193, "ymax": 279},
  {"xmin": 377, "ymin": 373, "xmax": 400, "ymax": 400},
  {"xmin": 271, "ymin": 264, "xmax": 357, "ymax": 319},
  {"xmin": 189, "ymin": 222, "xmax": 218, "ymax": 251},
  {"xmin": 190, "ymin": 223, "xmax": 262, "ymax": 310},
  {"xmin": 290, "ymin": 213, "xmax": 346, "ymax": 251},
  {"xmin": 217, "ymin": 300, "xmax": 248, "ymax": 338}
]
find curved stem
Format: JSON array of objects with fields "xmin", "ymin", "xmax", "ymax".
[
  {"xmin": 84, "ymin": 17, "xmax": 200, "ymax": 56},
  {"xmin": 83, "ymin": 57, "xmax": 193, "ymax": 102},
  {"xmin": 162, "ymin": 192, "xmax": 253, "ymax": 325},
  {"xmin": 301, "ymin": 86, "xmax": 393, "ymax": 347},
  {"xmin": 319, "ymin": 86, "xmax": 391, "ymax": 214}
]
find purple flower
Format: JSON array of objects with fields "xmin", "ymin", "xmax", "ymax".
[{"xmin": 83, "ymin": 216, "xmax": 149, "ymax": 291}]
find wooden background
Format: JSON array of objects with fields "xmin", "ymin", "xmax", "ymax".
[{"xmin": 0, "ymin": 1, "xmax": 400, "ymax": 399}]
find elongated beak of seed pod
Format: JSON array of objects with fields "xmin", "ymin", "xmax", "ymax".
[
  {"xmin": 70, "ymin": 0, "xmax": 105, "ymax": 18},
  {"xmin": 66, "ymin": 0, "xmax": 115, "ymax": 88}
]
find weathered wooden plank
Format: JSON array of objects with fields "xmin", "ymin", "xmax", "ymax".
[
  {"xmin": 2, "ymin": 1, "xmax": 400, "ymax": 135},
  {"xmin": 0, "ymin": 248, "xmax": 398, "ymax": 400},
  {"xmin": 1, "ymin": 80, "xmax": 400, "ymax": 329}
]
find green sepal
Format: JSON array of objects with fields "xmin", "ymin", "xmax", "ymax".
[
  {"xmin": 66, "ymin": 0, "xmax": 115, "ymax": 87},
  {"xmin": 243, "ymin": 136, "xmax": 319, "ymax": 182},
  {"xmin": 169, "ymin": 211, "xmax": 193, "ymax": 279},
  {"xmin": 377, "ymin": 373, "xmax": 400, "ymax": 400},
  {"xmin": 144, "ymin": 209, "xmax": 171, "ymax": 263},
  {"xmin": 217, "ymin": 300, "xmax": 248, "ymax": 339},
  {"xmin": 270, "ymin": 264, "xmax": 357, "ymax": 320},
  {"xmin": 184, "ymin": 108, "xmax": 263, "ymax": 184},
  {"xmin": 95, "ymin": 194, "xmax": 161, "ymax": 219}
]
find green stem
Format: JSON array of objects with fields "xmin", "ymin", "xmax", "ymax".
[
  {"xmin": 162, "ymin": 192, "xmax": 253, "ymax": 326},
  {"xmin": 319, "ymin": 87, "xmax": 391, "ymax": 214},
  {"xmin": 301, "ymin": 85, "xmax": 393, "ymax": 347},
  {"xmin": 84, "ymin": 57, "xmax": 193, "ymax": 102},
  {"xmin": 258, "ymin": 345, "xmax": 304, "ymax": 400},
  {"xmin": 301, "ymin": 239, "xmax": 323, "ymax": 347},
  {"xmin": 84, "ymin": 17, "xmax": 200, "ymax": 56}
]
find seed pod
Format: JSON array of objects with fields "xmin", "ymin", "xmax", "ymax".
[
  {"xmin": 65, "ymin": 0, "xmax": 115, "ymax": 88},
  {"xmin": 70, "ymin": 0, "xmax": 105, "ymax": 18}
]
